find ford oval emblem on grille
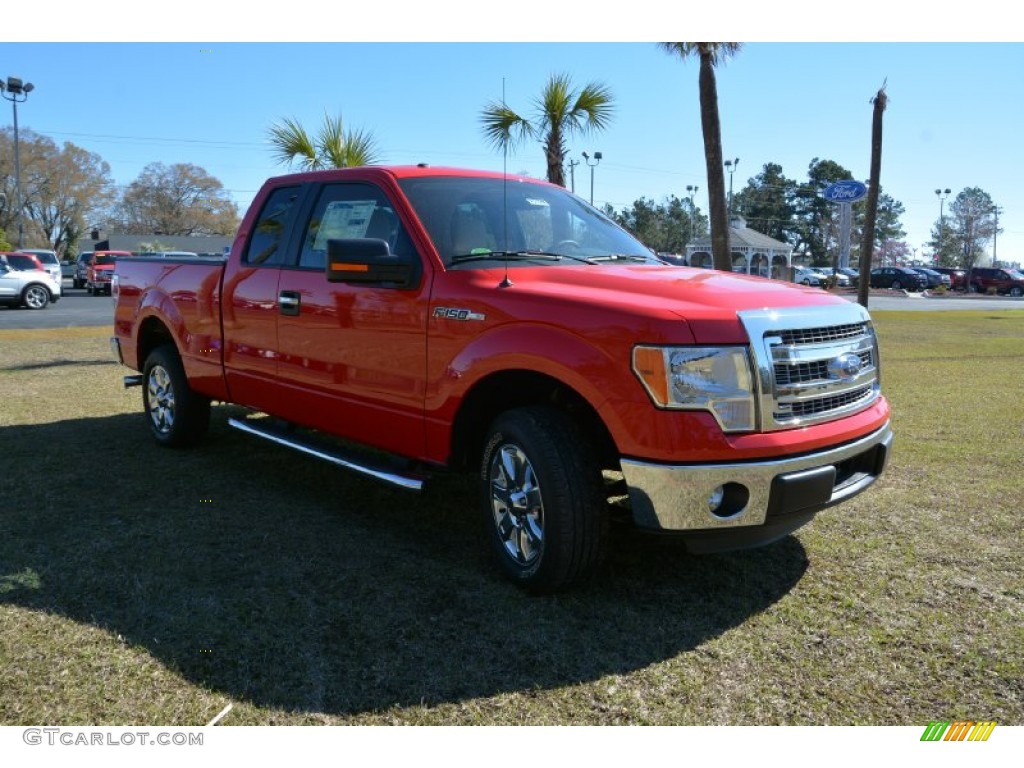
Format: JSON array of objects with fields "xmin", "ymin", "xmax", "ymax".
[{"xmin": 828, "ymin": 352, "xmax": 863, "ymax": 380}]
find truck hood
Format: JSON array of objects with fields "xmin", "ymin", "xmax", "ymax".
[{"xmin": 491, "ymin": 264, "xmax": 852, "ymax": 344}]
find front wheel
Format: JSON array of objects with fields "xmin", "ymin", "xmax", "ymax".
[
  {"xmin": 142, "ymin": 344, "xmax": 211, "ymax": 448},
  {"xmin": 891, "ymin": 279, "xmax": 903, "ymax": 290},
  {"xmin": 480, "ymin": 407, "xmax": 609, "ymax": 593},
  {"xmin": 1010, "ymin": 286, "xmax": 1023, "ymax": 297}
]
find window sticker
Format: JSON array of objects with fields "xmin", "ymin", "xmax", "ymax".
[{"xmin": 313, "ymin": 200, "xmax": 378, "ymax": 251}]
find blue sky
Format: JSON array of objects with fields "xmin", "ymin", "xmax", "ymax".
[{"xmin": 5, "ymin": 5, "xmax": 1022, "ymax": 263}]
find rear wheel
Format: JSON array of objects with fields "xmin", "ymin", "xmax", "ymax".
[
  {"xmin": 142, "ymin": 344, "xmax": 211, "ymax": 448},
  {"xmin": 480, "ymin": 406, "xmax": 609, "ymax": 593},
  {"xmin": 22, "ymin": 284, "xmax": 50, "ymax": 310}
]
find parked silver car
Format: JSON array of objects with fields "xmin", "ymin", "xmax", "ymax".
[
  {"xmin": 0, "ymin": 253, "xmax": 62, "ymax": 309},
  {"xmin": 809, "ymin": 267, "xmax": 851, "ymax": 287},
  {"xmin": 16, "ymin": 249, "xmax": 63, "ymax": 295},
  {"xmin": 793, "ymin": 267, "xmax": 823, "ymax": 287}
]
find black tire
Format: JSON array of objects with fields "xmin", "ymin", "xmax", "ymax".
[
  {"xmin": 142, "ymin": 344, "xmax": 211, "ymax": 448},
  {"xmin": 1010, "ymin": 286, "xmax": 1023, "ymax": 297},
  {"xmin": 891, "ymin": 279, "xmax": 902, "ymax": 290},
  {"xmin": 22, "ymin": 284, "xmax": 50, "ymax": 310},
  {"xmin": 480, "ymin": 406, "xmax": 609, "ymax": 593}
]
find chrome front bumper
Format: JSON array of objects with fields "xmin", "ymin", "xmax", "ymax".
[{"xmin": 621, "ymin": 422, "xmax": 893, "ymax": 542}]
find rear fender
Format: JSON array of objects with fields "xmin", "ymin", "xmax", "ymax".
[{"xmin": 133, "ymin": 286, "xmax": 228, "ymax": 401}]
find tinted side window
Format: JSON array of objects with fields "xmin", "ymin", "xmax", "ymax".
[
  {"xmin": 297, "ymin": 183, "xmax": 413, "ymax": 270},
  {"xmin": 243, "ymin": 186, "xmax": 301, "ymax": 267}
]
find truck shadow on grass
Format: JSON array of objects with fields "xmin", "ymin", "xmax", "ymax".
[{"xmin": 1, "ymin": 410, "xmax": 808, "ymax": 720}]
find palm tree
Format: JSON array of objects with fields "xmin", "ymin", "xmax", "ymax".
[
  {"xmin": 267, "ymin": 112, "xmax": 380, "ymax": 171},
  {"xmin": 659, "ymin": 42, "xmax": 741, "ymax": 272},
  {"xmin": 480, "ymin": 73, "xmax": 613, "ymax": 187}
]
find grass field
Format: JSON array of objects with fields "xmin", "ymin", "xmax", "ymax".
[{"xmin": 1, "ymin": 311, "xmax": 1021, "ymax": 726}]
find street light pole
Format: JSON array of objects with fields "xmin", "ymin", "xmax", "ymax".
[
  {"xmin": 990, "ymin": 205, "xmax": 1002, "ymax": 265},
  {"xmin": 1, "ymin": 76, "xmax": 36, "ymax": 250},
  {"xmin": 582, "ymin": 151, "xmax": 602, "ymax": 206},
  {"xmin": 685, "ymin": 184, "xmax": 699, "ymax": 243},
  {"xmin": 934, "ymin": 187, "xmax": 950, "ymax": 264},
  {"xmin": 724, "ymin": 158, "xmax": 739, "ymax": 220}
]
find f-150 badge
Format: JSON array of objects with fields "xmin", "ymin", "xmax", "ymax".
[{"xmin": 433, "ymin": 307, "xmax": 486, "ymax": 321}]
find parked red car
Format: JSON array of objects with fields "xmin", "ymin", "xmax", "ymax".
[{"xmin": 968, "ymin": 267, "xmax": 1024, "ymax": 297}]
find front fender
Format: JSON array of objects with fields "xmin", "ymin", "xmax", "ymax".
[{"xmin": 424, "ymin": 322, "xmax": 646, "ymax": 462}]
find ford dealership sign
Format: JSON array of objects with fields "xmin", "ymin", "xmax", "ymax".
[{"xmin": 823, "ymin": 180, "xmax": 868, "ymax": 203}]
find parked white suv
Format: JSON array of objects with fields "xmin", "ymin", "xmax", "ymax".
[
  {"xmin": 0, "ymin": 253, "xmax": 62, "ymax": 309},
  {"xmin": 17, "ymin": 249, "xmax": 63, "ymax": 296}
]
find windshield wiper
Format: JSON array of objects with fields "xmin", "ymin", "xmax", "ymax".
[
  {"xmin": 451, "ymin": 250, "xmax": 563, "ymax": 265},
  {"xmin": 586, "ymin": 254, "xmax": 652, "ymax": 263}
]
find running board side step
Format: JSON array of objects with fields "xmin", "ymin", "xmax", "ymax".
[{"xmin": 228, "ymin": 416, "xmax": 426, "ymax": 492}]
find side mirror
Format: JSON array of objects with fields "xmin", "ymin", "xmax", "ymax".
[{"xmin": 326, "ymin": 238, "xmax": 419, "ymax": 289}]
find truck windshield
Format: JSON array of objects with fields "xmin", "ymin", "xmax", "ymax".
[
  {"xmin": 95, "ymin": 255, "xmax": 116, "ymax": 266},
  {"xmin": 398, "ymin": 176, "xmax": 656, "ymax": 268}
]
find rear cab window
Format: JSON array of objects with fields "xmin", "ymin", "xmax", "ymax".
[{"xmin": 243, "ymin": 186, "xmax": 303, "ymax": 267}]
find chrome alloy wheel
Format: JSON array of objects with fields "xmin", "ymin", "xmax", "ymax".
[
  {"xmin": 24, "ymin": 285, "xmax": 49, "ymax": 309},
  {"xmin": 147, "ymin": 364, "xmax": 176, "ymax": 435},
  {"xmin": 489, "ymin": 443, "xmax": 545, "ymax": 566}
]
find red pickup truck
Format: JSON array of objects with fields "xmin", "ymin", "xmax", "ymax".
[
  {"xmin": 112, "ymin": 166, "xmax": 892, "ymax": 592},
  {"xmin": 86, "ymin": 250, "xmax": 130, "ymax": 295}
]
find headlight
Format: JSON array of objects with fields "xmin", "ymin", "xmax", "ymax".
[{"xmin": 632, "ymin": 346, "xmax": 756, "ymax": 432}]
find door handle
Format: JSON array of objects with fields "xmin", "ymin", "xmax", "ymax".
[{"xmin": 279, "ymin": 290, "xmax": 300, "ymax": 316}]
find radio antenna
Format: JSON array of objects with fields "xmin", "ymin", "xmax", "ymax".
[{"xmin": 499, "ymin": 76, "xmax": 513, "ymax": 288}]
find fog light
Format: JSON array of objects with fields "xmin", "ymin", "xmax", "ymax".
[{"xmin": 708, "ymin": 482, "xmax": 750, "ymax": 519}]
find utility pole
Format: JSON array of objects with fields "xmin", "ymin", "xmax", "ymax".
[{"xmin": 566, "ymin": 157, "xmax": 580, "ymax": 194}]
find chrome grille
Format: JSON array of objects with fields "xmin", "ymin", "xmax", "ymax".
[
  {"xmin": 739, "ymin": 306, "xmax": 882, "ymax": 431},
  {"xmin": 774, "ymin": 350, "xmax": 873, "ymax": 386},
  {"xmin": 776, "ymin": 385, "xmax": 875, "ymax": 419},
  {"xmin": 777, "ymin": 323, "xmax": 866, "ymax": 345}
]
